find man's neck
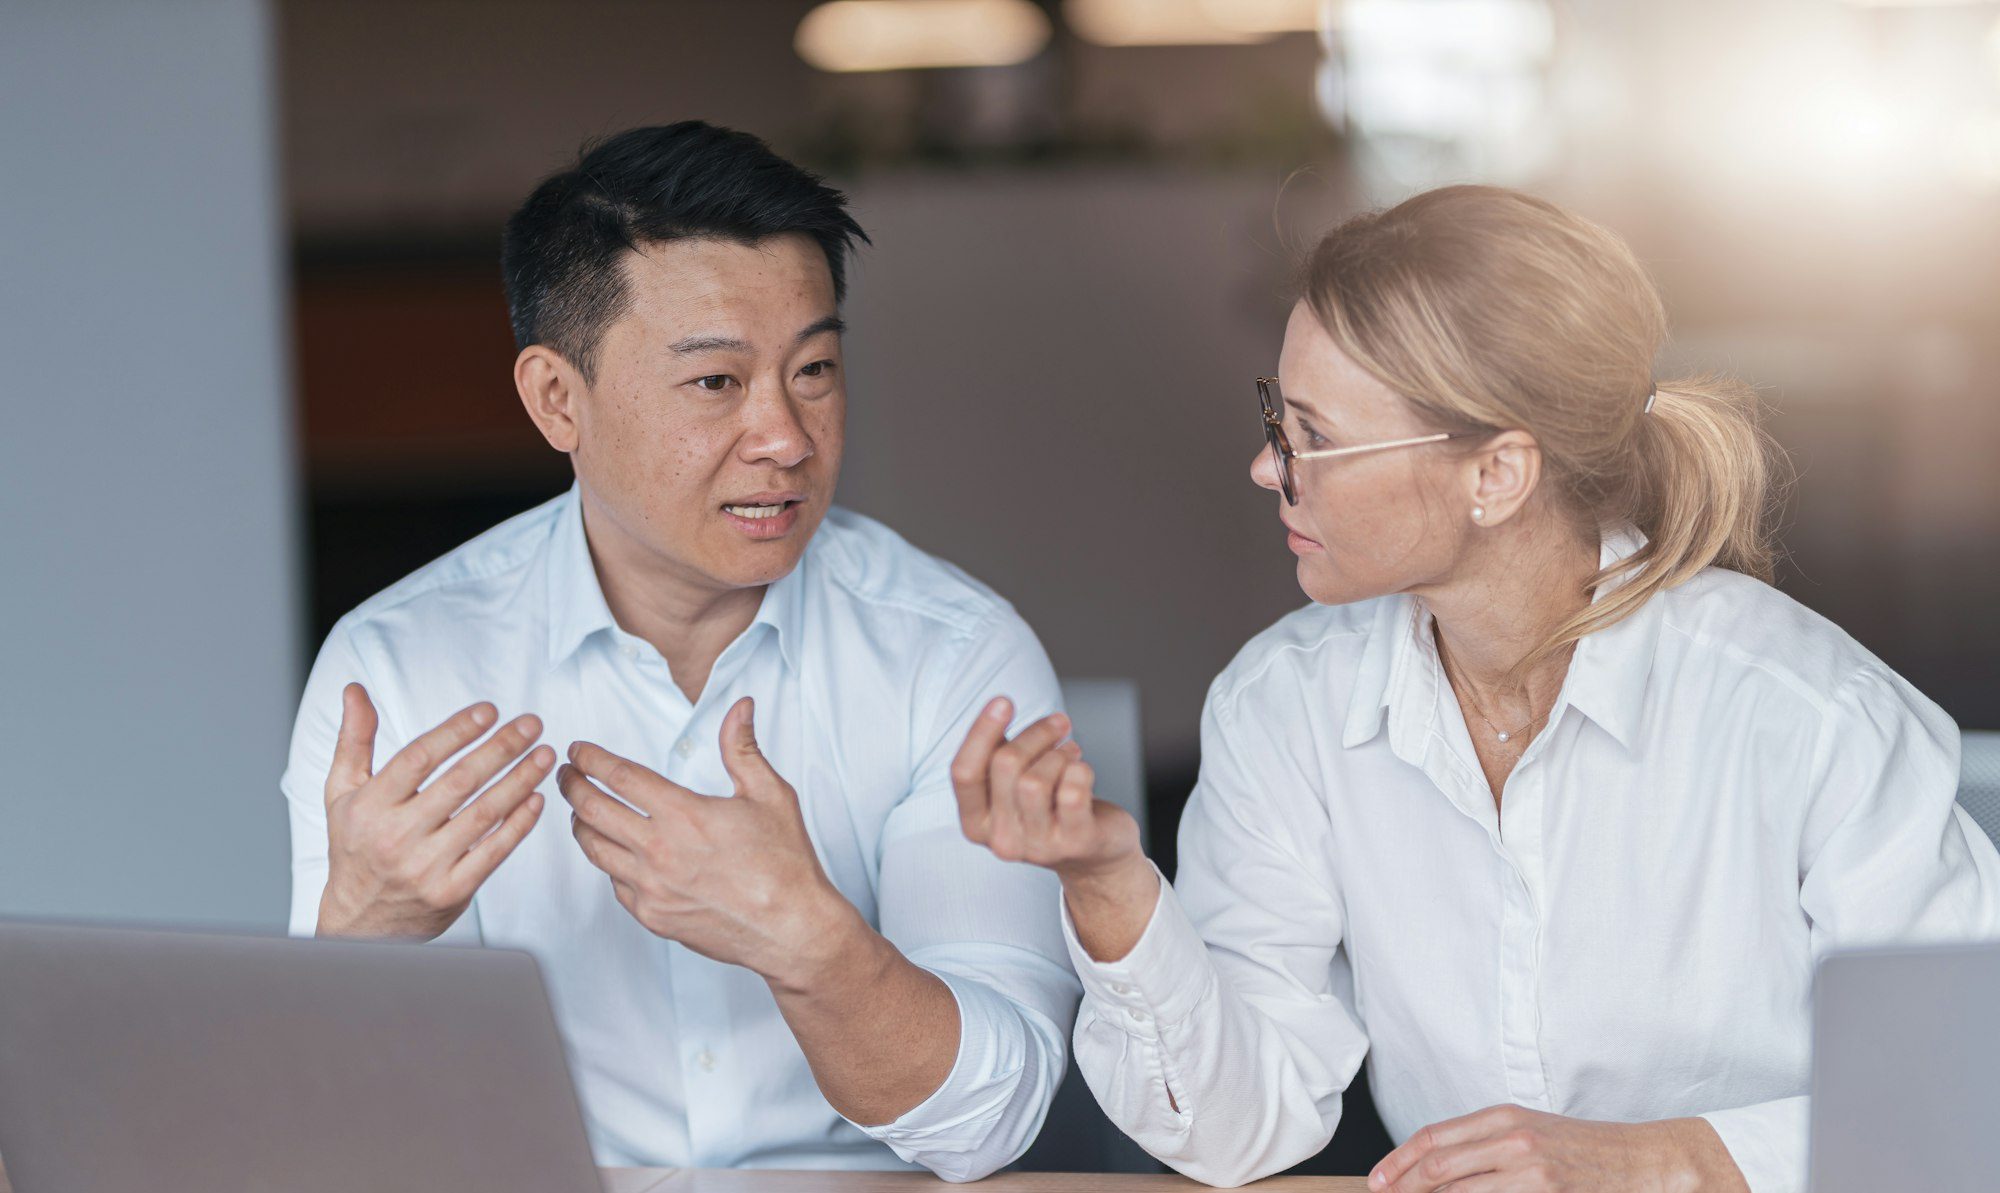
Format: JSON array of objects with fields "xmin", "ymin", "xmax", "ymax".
[{"xmin": 579, "ymin": 491, "xmax": 765, "ymax": 704}]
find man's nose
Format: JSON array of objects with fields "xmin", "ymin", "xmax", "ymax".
[{"xmin": 740, "ymin": 386, "xmax": 815, "ymax": 468}]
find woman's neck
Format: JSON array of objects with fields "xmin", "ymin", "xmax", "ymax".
[{"xmin": 1420, "ymin": 512, "xmax": 1601, "ymax": 706}]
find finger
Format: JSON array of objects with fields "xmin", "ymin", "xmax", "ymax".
[
  {"xmin": 448, "ymin": 789, "xmax": 544, "ymax": 892},
  {"xmin": 436, "ymin": 744, "xmax": 557, "ymax": 855},
  {"xmin": 413, "ymin": 713, "xmax": 544, "ymax": 825},
  {"xmin": 555, "ymin": 763, "xmax": 650, "ymax": 846},
  {"xmin": 1385, "ymin": 1134, "xmax": 1517, "ymax": 1193},
  {"xmin": 949, "ymin": 697, "xmax": 1013, "ymax": 840},
  {"xmin": 991, "ymin": 713, "xmax": 1073, "ymax": 787},
  {"xmin": 376, "ymin": 702, "xmax": 500, "ymax": 802},
  {"xmin": 1013, "ymin": 742, "xmax": 1074, "ymax": 841},
  {"xmin": 326, "ymin": 683, "xmax": 379, "ymax": 808},
  {"xmin": 571, "ymin": 818, "xmax": 643, "ymax": 885},
  {"xmin": 1372, "ymin": 1108, "xmax": 1516, "ymax": 1190},
  {"xmin": 1053, "ymin": 759, "xmax": 1097, "ymax": 839},
  {"xmin": 718, "ymin": 697, "xmax": 784, "ymax": 799},
  {"xmin": 566, "ymin": 741, "xmax": 696, "ymax": 816}
]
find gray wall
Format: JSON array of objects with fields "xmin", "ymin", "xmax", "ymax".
[{"xmin": 0, "ymin": 0, "xmax": 298, "ymax": 929}]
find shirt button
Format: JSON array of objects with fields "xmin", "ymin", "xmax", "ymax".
[
  {"xmin": 696, "ymin": 1049, "xmax": 717, "ymax": 1072},
  {"xmin": 1131, "ymin": 1009, "xmax": 1150, "ymax": 1024},
  {"xmin": 620, "ymin": 643, "xmax": 641, "ymax": 660},
  {"xmin": 1110, "ymin": 983, "xmax": 1132, "ymax": 996},
  {"xmin": 674, "ymin": 738, "xmax": 693, "ymax": 759}
]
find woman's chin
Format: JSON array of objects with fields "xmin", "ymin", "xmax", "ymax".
[{"xmin": 1297, "ymin": 558, "xmax": 1377, "ymax": 608}]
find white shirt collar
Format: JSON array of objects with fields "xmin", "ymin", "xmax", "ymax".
[
  {"xmin": 1339, "ymin": 524, "xmax": 1657, "ymax": 751},
  {"xmin": 542, "ymin": 482, "xmax": 806, "ymax": 672}
]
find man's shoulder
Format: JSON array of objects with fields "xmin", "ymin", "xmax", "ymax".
[
  {"xmin": 806, "ymin": 507, "xmax": 1022, "ymax": 643},
  {"xmin": 328, "ymin": 491, "xmax": 567, "ymax": 644}
]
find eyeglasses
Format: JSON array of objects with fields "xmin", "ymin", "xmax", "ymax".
[{"xmin": 1257, "ymin": 376, "xmax": 1481, "ymax": 506}]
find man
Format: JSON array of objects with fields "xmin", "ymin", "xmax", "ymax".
[{"xmin": 281, "ymin": 122, "xmax": 1079, "ymax": 1180}]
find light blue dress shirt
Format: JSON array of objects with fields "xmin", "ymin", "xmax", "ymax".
[{"xmin": 282, "ymin": 484, "xmax": 1080, "ymax": 1180}]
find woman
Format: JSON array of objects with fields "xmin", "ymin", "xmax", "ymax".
[{"xmin": 949, "ymin": 186, "xmax": 2000, "ymax": 1193}]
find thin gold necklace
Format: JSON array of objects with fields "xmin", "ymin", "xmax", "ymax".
[{"xmin": 1436, "ymin": 635, "xmax": 1546, "ymax": 745}]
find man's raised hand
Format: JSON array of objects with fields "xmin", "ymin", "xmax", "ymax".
[
  {"xmin": 317, "ymin": 683, "xmax": 554, "ymax": 939},
  {"xmin": 557, "ymin": 695, "xmax": 860, "ymax": 990}
]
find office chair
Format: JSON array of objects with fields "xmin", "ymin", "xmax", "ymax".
[
  {"xmin": 1015, "ymin": 679, "xmax": 1160, "ymax": 1174},
  {"xmin": 1959, "ymin": 729, "xmax": 2000, "ymax": 850}
]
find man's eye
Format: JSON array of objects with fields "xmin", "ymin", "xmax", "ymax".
[
  {"xmin": 694, "ymin": 375, "xmax": 731, "ymax": 392},
  {"xmin": 799, "ymin": 360, "xmax": 835, "ymax": 378}
]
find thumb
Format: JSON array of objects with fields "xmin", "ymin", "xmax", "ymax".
[
  {"xmin": 326, "ymin": 682, "xmax": 378, "ymax": 808},
  {"xmin": 719, "ymin": 696, "xmax": 783, "ymax": 799}
]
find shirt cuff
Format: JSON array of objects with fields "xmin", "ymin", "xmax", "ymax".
[
  {"xmin": 1060, "ymin": 863, "xmax": 1218, "ymax": 1032},
  {"xmin": 851, "ymin": 965, "xmax": 1036, "ymax": 1162},
  {"xmin": 1700, "ymin": 1097, "xmax": 1808, "ymax": 1193}
]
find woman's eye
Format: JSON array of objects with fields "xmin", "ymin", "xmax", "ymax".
[{"xmin": 694, "ymin": 375, "xmax": 731, "ymax": 392}]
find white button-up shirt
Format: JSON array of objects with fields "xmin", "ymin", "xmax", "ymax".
[
  {"xmin": 283, "ymin": 485, "xmax": 1079, "ymax": 1180},
  {"xmin": 1067, "ymin": 530, "xmax": 2000, "ymax": 1193}
]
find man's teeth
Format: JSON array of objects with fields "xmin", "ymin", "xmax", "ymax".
[{"xmin": 725, "ymin": 503, "xmax": 788, "ymax": 519}]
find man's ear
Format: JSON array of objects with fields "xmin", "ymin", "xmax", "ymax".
[
  {"xmin": 1466, "ymin": 429, "xmax": 1543, "ymax": 526},
  {"xmin": 515, "ymin": 345, "xmax": 584, "ymax": 453}
]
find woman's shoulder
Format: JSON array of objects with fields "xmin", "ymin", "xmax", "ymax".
[
  {"xmin": 1205, "ymin": 596, "xmax": 1393, "ymax": 717},
  {"xmin": 1651, "ymin": 566, "xmax": 1918, "ymax": 718}
]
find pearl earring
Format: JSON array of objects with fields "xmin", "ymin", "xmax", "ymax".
[{"xmin": 1472, "ymin": 506, "xmax": 1486, "ymax": 522}]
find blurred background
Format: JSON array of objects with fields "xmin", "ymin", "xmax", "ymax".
[{"xmin": 6, "ymin": 0, "xmax": 2000, "ymax": 1171}]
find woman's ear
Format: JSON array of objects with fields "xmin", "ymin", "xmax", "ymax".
[
  {"xmin": 515, "ymin": 345, "xmax": 583, "ymax": 454},
  {"xmin": 1467, "ymin": 430, "xmax": 1542, "ymax": 526}
]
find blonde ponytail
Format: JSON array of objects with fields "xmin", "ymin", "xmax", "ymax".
[{"xmin": 1300, "ymin": 186, "xmax": 1789, "ymax": 670}]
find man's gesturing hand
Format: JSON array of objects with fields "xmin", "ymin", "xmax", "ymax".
[
  {"xmin": 557, "ymin": 696, "xmax": 859, "ymax": 991},
  {"xmin": 318, "ymin": 683, "xmax": 554, "ymax": 940}
]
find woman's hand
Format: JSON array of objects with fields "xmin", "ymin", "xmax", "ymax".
[
  {"xmin": 951, "ymin": 697, "xmax": 1158, "ymax": 961},
  {"xmin": 1370, "ymin": 1105, "xmax": 1750, "ymax": 1193}
]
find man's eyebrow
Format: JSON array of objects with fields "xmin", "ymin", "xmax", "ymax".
[
  {"xmin": 667, "ymin": 316, "xmax": 843, "ymax": 356},
  {"xmin": 795, "ymin": 314, "xmax": 845, "ymax": 344},
  {"xmin": 669, "ymin": 333, "xmax": 751, "ymax": 355}
]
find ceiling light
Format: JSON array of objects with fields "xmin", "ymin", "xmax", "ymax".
[{"xmin": 796, "ymin": 0, "xmax": 1052, "ymax": 72}]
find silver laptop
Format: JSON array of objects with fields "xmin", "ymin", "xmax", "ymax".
[
  {"xmin": 0, "ymin": 919, "xmax": 604, "ymax": 1193},
  {"xmin": 1809, "ymin": 942, "xmax": 2000, "ymax": 1192}
]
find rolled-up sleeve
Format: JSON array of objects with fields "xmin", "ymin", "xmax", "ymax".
[
  {"xmin": 1701, "ymin": 665, "xmax": 2000, "ymax": 1193},
  {"xmin": 1068, "ymin": 679, "xmax": 1369, "ymax": 1188},
  {"xmin": 856, "ymin": 608, "xmax": 1079, "ymax": 1181}
]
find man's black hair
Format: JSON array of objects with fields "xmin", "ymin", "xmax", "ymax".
[{"xmin": 502, "ymin": 121, "xmax": 870, "ymax": 381}]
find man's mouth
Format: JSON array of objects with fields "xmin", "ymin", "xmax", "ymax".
[
  {"xmin": 720, "ymin": 493, "xmax": 806, "ymax": 538},
  {"xmin": 723, "ymin": 501, "xmax": 795, "ymax": 519}
]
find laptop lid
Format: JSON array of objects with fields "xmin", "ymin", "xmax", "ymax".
[
  {"xmin": 1808, "ymin": 942, "xmax": 2000, "ymax": 1193},
  {"xmin": 0, "ymin": 919, "xmax": 603, "ymax": 1193}
]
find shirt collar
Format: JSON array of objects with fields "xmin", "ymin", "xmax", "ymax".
[
  {"xmin": 544, "ymin": 481, "xmax": 808, "ymax": 672},
  {"xmin": 1338, "ymin": 524, "xmax": 1657, "ymax": 751},
  {"xmin": 1558, "ymin": 524, "xmax": 1659, "ymax": 750},
  {"xmin": 1341, "ymin": 594, "xmax": 1418, "ymax": 749}
]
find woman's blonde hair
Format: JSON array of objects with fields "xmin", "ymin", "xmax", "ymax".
[{"xmin": 1300, "ymin": 184, "xmax": 1787, "ymax": 672}]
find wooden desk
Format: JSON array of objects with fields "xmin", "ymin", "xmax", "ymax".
[{"xmin": 0, "ymin": 1163, "xmax": 1371, "ymax": 1192}]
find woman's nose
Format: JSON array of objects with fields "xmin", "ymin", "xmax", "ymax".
[{"xmin": 1249, "ymin": 442, "xmax": 1282, "ymax": 492}]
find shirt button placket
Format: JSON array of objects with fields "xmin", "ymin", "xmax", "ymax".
[{"xmin": 1495, "ymin": 768, "xmax": 1552, "ymax": 1110}]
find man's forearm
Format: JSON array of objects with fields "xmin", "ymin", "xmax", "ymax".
[{"xmin": 766, "ymin": 906, "xmax": 960, "ymax": 1126}]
